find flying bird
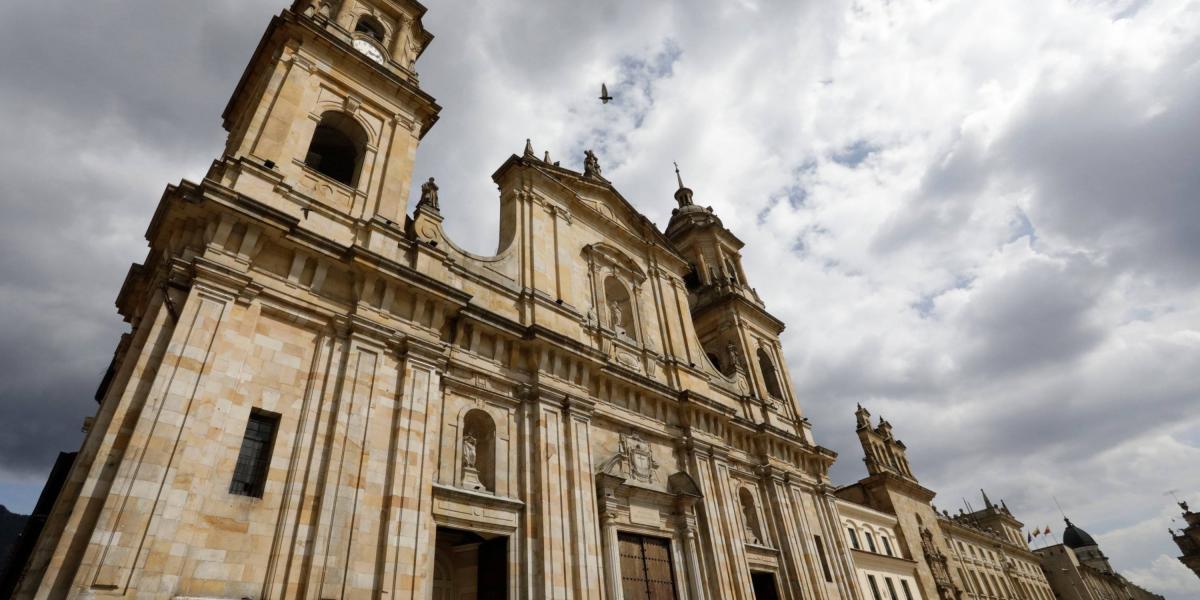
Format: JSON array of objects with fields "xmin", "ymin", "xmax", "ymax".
[{"xmin": 599, "ymin": 83, "xmax": 613, "ymax": 104}]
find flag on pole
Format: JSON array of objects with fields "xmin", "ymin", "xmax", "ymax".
[
  {"xmin": 1032, "ymin": 529, "xmax": 1040, "ymax": 538},
  {"xmin": 1044, "ymin": 526, "xmax": 1051, "ymax": 535}
]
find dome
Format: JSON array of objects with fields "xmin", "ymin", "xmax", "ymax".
[{"xmin": 1062, "ymin": 518, "xmax": 1097, "ymax": 549}]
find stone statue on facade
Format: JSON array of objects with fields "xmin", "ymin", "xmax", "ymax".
[
  {"xmin": 461, "ymin": 433, "xmax": 486, "ymax": 492},
  {"xmin": 583, "ymin": 150, "xmax": 603, "ymax": 180},
  {"xmin": 462, "ymin": 433, "xmax": 477, "ymax": 469},
  {"xmin": 743, "ymin": 504, "xmax": 761, "ymax": 544},
  {"xmin": 418, "ymin": 177, "xmax": 439, "ymax": 211},
  {"xmin": 724, "ymin": 341, "xmax": 743, "ymax": 373},
  {"xmin": 609, "ymin": 299, "xmax": 624, "ymax": 331}
]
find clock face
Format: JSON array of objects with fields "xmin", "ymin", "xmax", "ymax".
[{"xmin": 353, "ymin": 38, "xmax": 386, "ymax": 65}]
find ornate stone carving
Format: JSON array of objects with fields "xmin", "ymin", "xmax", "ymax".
[
  {"xmin": 598, "ymin": 432, "xmax": 660, "ymax": 484},
  {"xmin": 920, "ymin": 527, "xmax": 960, "ymax": 600}
]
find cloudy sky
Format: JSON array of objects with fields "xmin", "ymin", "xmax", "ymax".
[{"xmin": 1, "ymin": 0, "xmax": 1198, "ymax": 595}]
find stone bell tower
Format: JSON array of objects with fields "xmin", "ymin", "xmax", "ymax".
[
  {"xmin": 664, "ymin": 168, "xmax": 810, "ymax": 439},
  {"xmin": 12, "ymin": 2, "xmax": 446, "ymax": 599},
  {"xmin": 218, "ymin": 0, "xmax": 440, "ymax": 224}
]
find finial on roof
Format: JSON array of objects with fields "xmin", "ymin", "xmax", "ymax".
[
  {"xmin": 672, "ymin": 161, "xmax": 694, "ymax": 208},
  {"xmin": 524, "ymin": 138, "xmax": 534, "ymax": 158},
  {"xmin": 981, "ymin": 489, "xmax": 993, "ymax": 509}
]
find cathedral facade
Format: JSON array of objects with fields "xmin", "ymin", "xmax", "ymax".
[
  {"xmin": 13, "ymin": 1, "xmax": 856, "ymax": 599},
  {"xmin": 11, "ymin": 2, "xmax": 1152, "ymax": 600}
]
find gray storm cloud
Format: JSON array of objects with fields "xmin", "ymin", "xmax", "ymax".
[{"xmin": 0, "ymin": 0, "xmax": 1197, "ymax": 596}]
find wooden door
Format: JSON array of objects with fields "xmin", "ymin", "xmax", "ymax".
[{"xmin": 618, "ymin": 532, "xmax": 679, "ymax": 600}]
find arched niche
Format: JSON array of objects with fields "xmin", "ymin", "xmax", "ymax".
[
  {"xmin": 304, "ymin": 111, "xmax": 368, "ymax": 187},
  {"xmin": 354, "ymin": 14, "xmax": 386, "ymax": 42},
  {"xmin": 739, "ymin": 487, "xmax": 764, "ymax": 545},
  {"xmin": 604, "ymin": 276, "xmax": 636, "ymax": 340},
  {"xmin": 461, "ymin": 409, "xmax": 496, "ymax": 493},
  {"xmin": 583, "ymin": 243, "xmax": 647, "ymax": 342}
]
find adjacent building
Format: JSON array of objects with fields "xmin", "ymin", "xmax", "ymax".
[
  {"xmin": 834, "ymin": 406, "xmax": 1057, "ymax": 600},
  {"xmin": 1172, "ymin": 500, "xmax": 1200, "ymax": 581},
  {"xmin": 1035, "ymin": 519, "xmax": 1163, "ymax": 600}
]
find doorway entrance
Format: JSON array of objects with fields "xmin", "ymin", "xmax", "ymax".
[
  {"xmin": 431, "ymin": 526, "xmax": 508, "ymax": 600},
  {"xmin": 618, "ymin": 532, "xmax": 679, "ymax": 600},
  {"xmin": 751, "ymin": 571, "xmax": 781, "ymax": 600}
]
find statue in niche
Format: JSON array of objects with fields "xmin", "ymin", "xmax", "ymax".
[
  {"xmin": 583, "ymin": 149, "xmax": 603, "ymax": 179},
  {"xmin": 462, "ymin": 433, "xmax": 477, "ymax": 469},
  {"xmin": 724, "ymin": 341, "xmax": 743, "ymax": 373},
  {"xmin": 418, "ymin": 177, "xmax": 439, "ymax": 210},
  {"xmin": 608, "ymin": 299, "xmax": 624, "ymax": 331},
  {"xmin": 461, "ymin": 433, "xmax": 485, "ymax": 492},
  {"xmin": 742, "ymin": 503, "xmax": 762, "ymax": 544}
]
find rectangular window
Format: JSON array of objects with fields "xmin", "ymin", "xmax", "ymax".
[
  {"xmin": 229, "ymin": 410, "xmax": 279, "ymax": 498},
  {"xmin": 865, "ymin": 531, "xmax": 877, "ymax": 553},
  {"xmin": 881, "ymin": 535, "xmax": 894, "ymax": 556},
  {"xmin": 867, "ymin": 575, "xmax": 883, "ymax": 600},
  {"xmin": 847, "ymin": 527, "xmax": 861, "ymax": 550},
  {"xmin": 958, "ymin": 569, "xmax": 973, "ymax": 593},
  {"xmin": 618, "ymin": 532, "xmax": 678, "ymax": 600},
  {"xmin": 900, "ymin": 580, "xmax": 915, "ymax": 600},
  {"xmin": 884, "ymin": 577, "xmax": 900, "ymax": 600},
  {"xmin": 813, "ymin": 535, "xmax": 833, "ymax": 583}
]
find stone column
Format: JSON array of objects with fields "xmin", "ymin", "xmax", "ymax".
[
  {"xmin": 563, "ymin": 396, "xmax": 605, "ymax": 600},
  {"xmin": 676, "ymin": 502, "xmax": 707, "ymax": 600},
  {"xmin": 380, "ymin": 336, "xmax": 447, "ymax": 600},
  {"xmin": 310, "ymin": 325, "xmax": 386, "ymax": 599},
  {"xmin": 680, "ymin": 438, "xmax": 747, "ymax": 600},
  {"xmin": 524, "ymin": 388, "xmax": 606, "ymax": 600},
  {"xmin": 599, "ymin": 509, "xmax": 624, "ymax": 600},
  {"xmin": 759, "ymin": 467, "xmax": 810, "ymax": 600}
]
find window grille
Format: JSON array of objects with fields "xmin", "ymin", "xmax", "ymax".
[{"xmin": 229, "ymin": 410, "xmax": 279, "ymax": 498}]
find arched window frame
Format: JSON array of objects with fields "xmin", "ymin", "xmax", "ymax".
[
  {"xmin": 303, "ymin": 110, "xmax": 369, "ymax": 188},
  {"xmin": 354, "ymin": 14, "xmax": 388, "ymax": 43},
  {"xmin": 460, "ymin": 409, "xmax": 497, "ymax": 493},
  {"xmin": 756, "ymin": 344, "xmax": 784, "ymax": 399},
  {"xmin": 583, "ymin": 243, "xmax": 647, "ymax": 344}
]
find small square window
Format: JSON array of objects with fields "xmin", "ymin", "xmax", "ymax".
[{"xmin": 229, "ymin": 410, "xmax": 280, "ymax": 498}]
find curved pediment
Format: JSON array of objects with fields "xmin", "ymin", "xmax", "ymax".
[{"xmin": 583, "ymin": 242, "xmax": 646, "ymax": 285}]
